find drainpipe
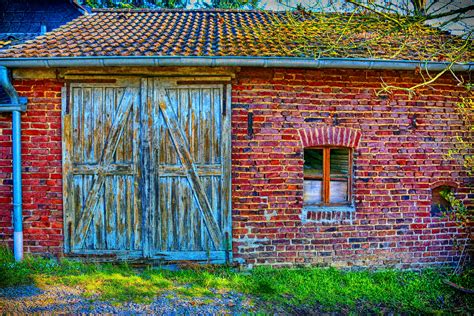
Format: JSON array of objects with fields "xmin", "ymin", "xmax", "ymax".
[
  {"xmin": 40, "ymin": 24, "xmax": 47, "ymax": 35},
  {"xmin": 0, "ymin": 66, "xmax": 27, "ymax": 261}
]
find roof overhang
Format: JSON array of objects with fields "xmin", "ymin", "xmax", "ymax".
[{"xmin": 0, "ymin": 56, "xmax": 472, "ymax": 72}]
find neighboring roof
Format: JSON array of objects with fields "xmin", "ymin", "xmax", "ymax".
[
  {"xmin": 0, "ymin": 1, "xmax": 86, "ymax": 104},
  {"xmin": 0, "ymin": 33, "xmax": 42, "ymax": 50},
  {"xmin": 0, "ymin": 9, "xmax": 471, "ymax": 63},
  {"xmin": 0, "ymin": 0, "xmax": 86, "ymax": 49},
  {"xmin": 0, "ymin": 90, "xmax": 10, "ymax": 104}
]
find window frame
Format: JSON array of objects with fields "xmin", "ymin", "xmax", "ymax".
[
  {"xmin": 430, "ymin": 185, "xmax": 453, "ymax": 217},
  {"xmin": 303, "ymin": 146, "xmax": 353, "ymax": 207}
]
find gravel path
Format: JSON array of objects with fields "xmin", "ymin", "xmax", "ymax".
[{"xmin": 0, "ymin": 285, "xmax": 257, "ymax": 314}]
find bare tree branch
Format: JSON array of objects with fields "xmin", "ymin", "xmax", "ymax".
[
  {"xmin": 345, "ymin": 0, "xmax": 404, "ymax": 28},
  {"xmin": 426, "ymin": 4, "xmax": 474, "ymax": 20}
]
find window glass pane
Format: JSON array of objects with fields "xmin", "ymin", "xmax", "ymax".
[
  {"xmin": 304, "ymin": 148, "xmax": 323, "ymax": 178},
  {"xmin": 330, "ymin": 148, "xmax": 350, "ymax": 203},
  {"xmin": 304, "ymin": 180, "xmax": 322, "ymax": 204},
  {"xmin": 330, "ymin": 180, "xmax": 348, "ymax": 203},
  {"xmin": 330, "ymin": 148, "xmax": 349, "ymax": 177}
]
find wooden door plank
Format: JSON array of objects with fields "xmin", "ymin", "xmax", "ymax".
[
  {"xmin": 153, "ymin": 251, "xmax": 226, "ymax": 262},
  {"xmin": 157, "ymin": 90, "xmax": 222, "ymax": 249},
  {"xmin": 190, "ymin": 89, "xmax": 199, "ymax": 163},
  {"xmin": 104, "ymin": 87, "xmax": 117, "ymax": 250},
  {"xmin": 212, "ymin": 88, "xmax": 221, "ymax": 164},
  {"xmin": 71, "ymin": 87, "xmax": 82, "ymax": 162},
  {"xmin": 201, "ymin": 88, "xmax": 212, "ymax": 164},
  {"xmin": 83, "ymin": 88, "xmax": 93, "ymax": 163},
  {"xmin": 105, "ymin": 176, "xmax": 116, "ymax": 249},
  {"xmin": 221, "ymin": 84, "xmax": 232, "ymax": 257},
  {"xmin": 132, "ymin": 83, "xmax": 142, "ymax": 251},
  {"xmin": 140, "ymin": 78, "xmax": 152, "ymax": 257},
  {"xmin": 62, "ymin": 86, "xmax": 74, "ymax": 253},
  {"xmin": 117, "ymin": 177, "xmax": 126, "ymax": 249}
]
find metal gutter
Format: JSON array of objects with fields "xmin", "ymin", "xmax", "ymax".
[
  {"xmin": 0, "ymin": 56, "xmax": 472, "ymax": 71},
  {"xmin": 0, "ymin": 66, "xmax": 27, "ymax": 262}
]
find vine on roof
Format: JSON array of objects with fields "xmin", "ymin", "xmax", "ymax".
[{"xmin": 246, "ymin": 0, "xmax": 473, "ymax": 97}]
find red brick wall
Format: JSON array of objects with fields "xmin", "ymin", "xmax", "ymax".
[
  {"xmin": 0, "ymin": 79, "xmax": 63, "ymax": 256},
  {"xmin": 0, "ymin": 69, "xmax": 471, "ymax": 269},
  {"xmin": 230, "ymin": 68, "xmax": 472, "ymax": 268}
]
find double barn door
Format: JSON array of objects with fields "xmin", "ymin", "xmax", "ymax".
[{"xmin": 62, "ymin": 78, "xmax": 231, "ymax": 262}]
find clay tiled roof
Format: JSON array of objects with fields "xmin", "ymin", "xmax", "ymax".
[{"xmin": 0, "ymin": 9, "xmax": 471, "ymax": 61}]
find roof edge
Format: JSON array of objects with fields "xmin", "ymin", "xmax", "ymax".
[
  {"xmin": 0, "ymin": 56, "xmax": 472, "ymax": 72},
  {"xmin": 90, "ymin": 8, "xmax": 278, "ymax": 13}
]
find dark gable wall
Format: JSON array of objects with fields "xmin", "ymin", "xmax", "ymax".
[
  {"xmin": 0, "ymin": 67, "xmax": 471, "ymax": 268},
  {"xmin": 0, "ymin": 0, "xmax": 82, "ymax": 34}
]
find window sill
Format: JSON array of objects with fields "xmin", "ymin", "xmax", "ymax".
[
  {"xmin": 302, "ymin": 205, "xmax": 355, "ymax": 224},
  {"xmin": 304, "ymin": 204, "xmax": 354, "ymax": 212}
]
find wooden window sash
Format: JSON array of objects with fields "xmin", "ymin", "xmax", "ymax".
[
  {"xmin": 304, "ymin": 146, "xmax": 353, "ymax": 207},
  {"xmin": 347, "ymin": 148, "xmax": 353, "ymax": 205},
  {"xmin": 323, "ymin": 147, "xmax": 331, "ymax": 204},
  {"xmin": 303, "ymin": 175, "xmax": 323, "ymax": 180}
]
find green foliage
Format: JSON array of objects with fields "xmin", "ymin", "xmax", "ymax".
[
  {"xmin": 0, "ymin": 247, "xmax": 33, "ymax": 287},
  {"xmin": 0, "ymin": 246, "xmax": 92, "ymax": 287},
  {"xmin": 443, "ymin": 96, "xmax": 473, "ymax": 274},
  {"xmin": 440, "ymin": 189, "xmax": 471, "ymax": 229},
  {"xmin": 116, "ymin": 2, "xmax": 135, "ymax": 9},
  {"xmin": 150, "ymin": 0, "xmax": 187, "ymax": 9},
  {"xmin": 237, "ymin": 266, "xmax": 469, "ymax": 313},
  {"xmin": 1, "ymin": 247, "xmax": 472, "ymax": 313},
  {"xmin": 446, "ymin": 97, "xmax": 474, "ymax": 176},
  {"xmin": 209, "ymin": 0, "xmax": 260, "ymax": 9},
  {"xmin": 80, "ymin": 0, "xmax": 260, "ymax": 9},
  {"xmin": 449, "ymin": 268, "xmax": 474, "ymax": 289}
]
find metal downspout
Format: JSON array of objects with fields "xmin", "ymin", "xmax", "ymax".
[
  {"xmin": 0, "ymin": 66, "xmax": 26, "ymax": 261},
  {"xmin": 12, "ymin": 111, "xmax": 22, "ymax": 261}
]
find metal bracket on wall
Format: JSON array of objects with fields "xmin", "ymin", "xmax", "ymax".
[{"xmin": 0, "ymin": 97, "xmax": 28, "ymax": 112}]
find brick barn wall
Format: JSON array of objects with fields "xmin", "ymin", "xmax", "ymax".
[
  {"xmin": 0, "ymin": 69, "xmax": 471, "ymax": 269},
  {"xmin": 0, "ymin": 79, "xmax": 63, "ymax": 256},
  {"xmin": 230, "ymin": 68, "xmax": 472, "ymax": 268}
]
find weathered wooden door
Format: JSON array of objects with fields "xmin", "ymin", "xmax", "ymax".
[
  {"xmin": 63, "ymin": 78, "xmax": 231, "ymax": 261},
  {"xmin": 63, "ymin": 80, "xmax": 142, "ymax": 258},
  {"xmin": 141, "ymin": 78, "xmax": 231, "ymax": 262}
]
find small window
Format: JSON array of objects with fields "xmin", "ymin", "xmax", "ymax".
[
  {"xmin": 304, "ymin": 147, "xmax": 352, "ymax": 206},
  {"xmin": 431, "ymin": 186, "xmax": 452, "ymax": 216}
]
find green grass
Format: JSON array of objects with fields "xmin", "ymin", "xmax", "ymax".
[{"xmin": 1, "ymin": 246, "xmax": 472, "ymax": 313}]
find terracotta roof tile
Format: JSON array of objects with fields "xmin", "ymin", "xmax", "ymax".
[{"xmin": 0, "ymin": 9, "xmax": 471, "ymax": 62}]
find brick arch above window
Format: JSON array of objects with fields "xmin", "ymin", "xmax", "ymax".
[
  {"xmin": 430, "ymin": 180, "xmax": 458, "ymax": 189},
  {"xmin": 298, "ymin": 126, "xmax": 362, "ymax": 148}
]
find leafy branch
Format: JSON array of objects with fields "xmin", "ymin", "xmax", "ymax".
[{"xmin": 445, "ymin": 97, "xmax": 474, "ymax": 176}]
